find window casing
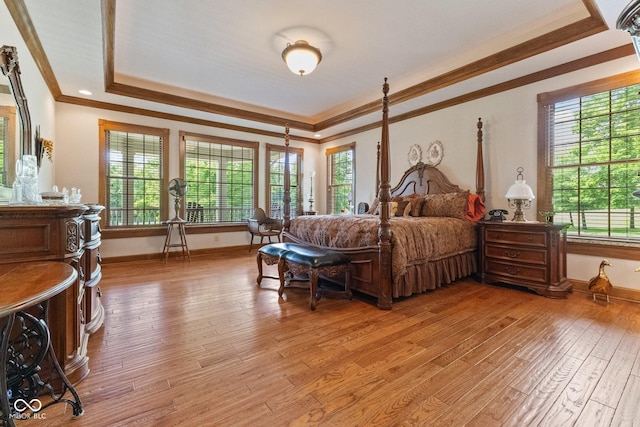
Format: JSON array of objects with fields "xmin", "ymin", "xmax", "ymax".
[
  {"xmin": 326, "ymin": 143, "xmax": 355, "ymax": 215},
  {"xmin": 180, "ymin": 132, "xmax": 258, "ymax": 224},
  {"xmin": 99, "ymin": 120, "xmax": 169, "ymax": 231},
  {"xmin": 266, "ymin": 143, "xmax": 302, "ymax": 218},
  {"xmin": 539, "ymin": 74, "xmax": 640, "ymax": 254}
]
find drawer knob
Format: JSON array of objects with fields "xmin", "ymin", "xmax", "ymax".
[
  {"xmin": 505, "ymin": 250, "xmax": 520, "ymax": 258},
  {"xmin": 506, "ymin": 266, "xmax": 520, "ymax": 275}
]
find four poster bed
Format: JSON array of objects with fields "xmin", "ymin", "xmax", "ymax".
[{"xmin": 281, "ymin": 79, "xmax": 485, "ymax": 309}]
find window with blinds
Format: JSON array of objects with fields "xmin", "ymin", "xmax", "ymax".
[
  {"xmin": 181, "ymin": 132, "xmax": 258, "ymax": 224},
  {"xmin": 99, "ymin": 120, "xmax": 168, "ymax": 228},
  {"xmin": 326, "ymin": 143, "xmax": 355, "ymax": 215},
  {"xmin": 542, "ymin": 82, "xmax": 640, "ymax": 242},
  {"xmin": 266, "ymin": 144, "xmax": 302, "ymax": 219}
]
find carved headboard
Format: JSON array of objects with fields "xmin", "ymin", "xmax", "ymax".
[{"xmin": 390, "ymin": 162, "xmax": 465, "ymax": 198}]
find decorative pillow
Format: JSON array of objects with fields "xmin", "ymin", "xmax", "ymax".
[
  {"xmin": 409, "ymin": 196, "xmax": 426, "ymax": 216},
  {"xmin": 403, "ymin": 202, "xmax": 412, "ymax": 217},
  {"xmin": 390, "ymin": 201, "xmax": 399, "ymax": 216},
  {"xmin": 368, "ymin": 198, "xmax": 379, "ymax": 215},
  {"xmin": 395, "ymin": 199, "xmax": 411, "ymax": 217},
  {"xmin": 420, "ymin": 192, "xmax": 469, "ymax": 219}
]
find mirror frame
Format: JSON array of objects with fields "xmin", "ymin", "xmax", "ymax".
[{"xmin": 0, "ymin": 45, "xmax": 32, "ymax": 157}]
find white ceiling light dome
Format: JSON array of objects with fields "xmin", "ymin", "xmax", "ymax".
[{"xmin": 282, "ymin": 40, "xmax": 322, "ymax": 76}]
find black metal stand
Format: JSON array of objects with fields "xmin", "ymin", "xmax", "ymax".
[{"xmin": 1, "ymin": 301, "xmax": 83, "ymax": 426}]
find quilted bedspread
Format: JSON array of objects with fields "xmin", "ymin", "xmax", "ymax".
[{"xmin": 288, "ymin": 214, "xmax": 477, "ymax": 286}]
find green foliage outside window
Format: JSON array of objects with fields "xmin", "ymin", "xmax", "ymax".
[
  {"xmin": 328, "ymin": 148, "xmax": 354, "ymax": 214},
  {"xmin": 549, "ymin": 83, "xmax": 640, "ymax": 240},
  {"xmin": 183, "ymin": 139, "xmax": 255, "ymax": 223},
  {"xmin": 106, "ymin": 131, "xmax": 163, "ymax": 227}
]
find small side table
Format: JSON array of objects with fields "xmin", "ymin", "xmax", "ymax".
[
  {"xmin": 0, "ymin": 262, "xmax": 84, "ymax": 426},
  {"xmin": 162, "ymin": 220, "xmax": 191, "ymax": 263}
]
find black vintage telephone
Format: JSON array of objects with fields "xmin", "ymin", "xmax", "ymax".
[{"xmin": 488, "ymin": 209, "xmax": 508, "ymax": 222}]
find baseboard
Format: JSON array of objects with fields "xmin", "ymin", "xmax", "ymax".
[
  {"xmin": 102, "ymin": 245, "xmax": 250, "ymax": 264},
  {"xmin": 570, "ymin": 279, "xmax": 640, "ymax": 303}
]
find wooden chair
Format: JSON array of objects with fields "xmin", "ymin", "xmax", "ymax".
[
  {"xmin": 247, "ymin": 208, "xmax": 283, "ymax": 252},
  {"xmin": 186, "ymin": 202, "xmax": 204, "ymax": 223}
]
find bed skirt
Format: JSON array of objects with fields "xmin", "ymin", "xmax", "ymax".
[{"xmin": 393, "ymin": 250, "xmax": 477, "ymax": 298}]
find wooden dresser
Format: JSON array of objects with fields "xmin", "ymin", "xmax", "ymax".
[
  {"xmin": 0, "ymin": 204, "xmax": 105, "ymax": 384},
  {"xmin": 478, "ymin": 220, "xmax": 571, "ymax": 298}
]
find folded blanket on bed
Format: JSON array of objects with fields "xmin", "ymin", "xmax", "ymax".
[{"xmin": 465, "ymin": 193, "xmax": 486, "ymax": 222}]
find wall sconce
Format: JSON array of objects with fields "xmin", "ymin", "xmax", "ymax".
[
  {"xmin": 505, "ymin": 167, "xmax": 535, "ymax": 222},
  {"xmin": 282, "ymin": 40, "xmax": 322, "ymax": 76},
  {"xmin": 617, "ymin": 0, "xmax": 640, "ymax": 61}
]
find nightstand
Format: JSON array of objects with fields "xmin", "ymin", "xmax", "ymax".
[{"xmin": 478, "ymin": 221, "xmax": 571, "ymax": 298}]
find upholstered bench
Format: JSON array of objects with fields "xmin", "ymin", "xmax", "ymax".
[
  {"xmin": 256, "ymin": 242, "xmax": 352, "ymax": 310},
  {"xmin": 279, "ymin": 243, "xmax": 352, "ymax": 310}
]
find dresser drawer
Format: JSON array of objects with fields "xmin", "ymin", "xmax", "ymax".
[
  {"xmin": 484, "ymin": 228, "xmax": 547, "ymax": 247},
  {"xmin": 485, "ymin": 259, "xmax": 547, "ymax": 284},
  {"xmin": 484, "ymin": 244, "xmax": 547, "ymax": 265}
]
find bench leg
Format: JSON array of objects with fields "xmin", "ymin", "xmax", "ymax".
[
  {"xmin": 277, "ymin": 258, "xmax": 287, "ymax": 296},
  {"xmin": 309, "ymin": 268, "xmax": 319, "ymax": 311},
  {"xmin": 345, "ymin": 268, "xmax": 353, "ymax": 300},
  {"xmin": 256, "ymin": 252, "xmax": 263, "ymax": 286}
]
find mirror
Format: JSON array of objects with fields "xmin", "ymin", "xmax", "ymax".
[
  {"xmin": 0, "ymin": 84, "xmax": 17, "ymax": 187},
  {"xmin": 0, "ymin": 45, "xmax": 32, "ymax": 164}
]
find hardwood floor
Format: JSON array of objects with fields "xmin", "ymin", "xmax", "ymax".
[{"xmin": 26, "ymin": 250, "xmax": 640, "ymax": 426}]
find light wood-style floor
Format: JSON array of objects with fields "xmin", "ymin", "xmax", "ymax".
[{"xmin": 26, "ymin": 250, "xmax": 640, "ymax": 426}]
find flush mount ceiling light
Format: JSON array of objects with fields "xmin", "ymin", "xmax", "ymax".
[
  {"xmin": 617, "ymin": 0, "xmax": 640, "ymax": 61},
  {"xmin": 282, "ymin": 40, "xmax": 322, "ymax": 76}
]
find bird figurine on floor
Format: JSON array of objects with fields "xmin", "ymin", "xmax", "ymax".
[{"xmin": 589, "ymin": 259, "xmax": 613, "ymax": 302}]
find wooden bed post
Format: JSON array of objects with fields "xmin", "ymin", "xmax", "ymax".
[
  {"xmin": 377, "ymin": 78, "xmax": 393, "ymax": 310},
  {"xmin": 283, "ymin": 124, "xmax": 291, "ymax": 232},
  {"xmin": 476, "ymin": 118, "xmax": 485, "ymax": 202},
  {"xmin": 375, "ymin": 141, "xmax": 381, "ymax": 199}
]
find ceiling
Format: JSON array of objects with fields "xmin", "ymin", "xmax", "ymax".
[{"xmin": 10, "ymin": 0, "xmax": 638, "ymax": 142}]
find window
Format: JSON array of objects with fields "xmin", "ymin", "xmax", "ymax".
[
  {"xmin": 326, "ymin": 143, "xmax": 355, "ymax": 214},
  {"xmin": 99, "ymin": 120, "xmax": 169, "ymax": 230},
  {"xmin": 539, "ymin": 77, "xmax": 640, "ymax": 246},
  {"xmin": 180, "ymin": 132, "xmax": 258, "ymax": 224},
  {"xmin": 266, "ymin": 143, "xmax": 302, "ymax": 218},
  {"xmin": 0, "ymin": 105, "xmax": 16, "ymax": 186}
]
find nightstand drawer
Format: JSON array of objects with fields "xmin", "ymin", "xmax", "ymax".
[
  {"xmin": 484, "ymin": 228, "xmax": 547, "ymax": 247},
  {"xmin": 485, "ymin": 259, "xmax": 547, "ymax": 284},
  {"xmin": 484, "ymin": 244, "xmax": 547, "ymax": 265}
]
